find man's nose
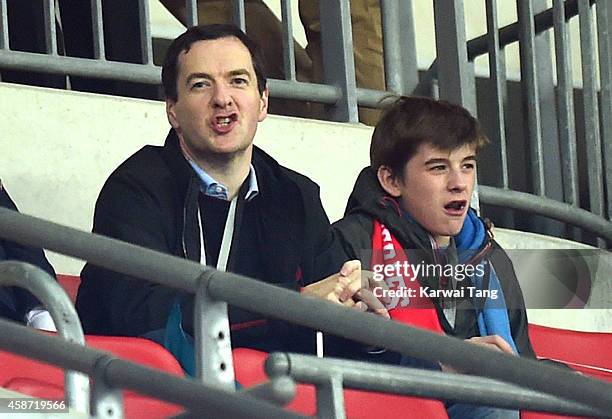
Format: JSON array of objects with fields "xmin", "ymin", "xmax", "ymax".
[{"xmin": 211, "ymin": 83, "xmax": 232, "ymax": 108}]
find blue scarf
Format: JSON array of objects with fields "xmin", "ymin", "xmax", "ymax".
[
  {"xmin": 456, "ymin": 209, "xmax": 518, "ymax": 354},
  {"xmin": 403, "ymin": 208, "xmax": 517, "ymax": 354}
]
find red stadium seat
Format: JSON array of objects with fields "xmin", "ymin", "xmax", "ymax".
[
  {"xmin": 56, "ymin": 274, "xmax": 80, "ymax": 303},
  {"xmin": 233, "ymin": 348, "xmax": 448, "ymax": 419},
  {"xmin": 0, "ymin": 334, "xmax": 184, "ymax": 418},
  {"xmin": 528, "ymin": 323, "xmax": 612, "ymax": 378},
  {"xmin": 521, "ymin": 324, "xmax": 612, "ymax": 419}
]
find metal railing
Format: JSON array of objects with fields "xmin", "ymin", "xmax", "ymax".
[
  {"xmin": 0, "ymin": 261, "xmax": 89, "ymax": 413},
  {"xmin": 265, "ymin": 352, "xmax": 608, "ymax": 418},
  {"xmin": 0, "ymin": 0, "xmax": 610, "ymax": 243},
  {"xmin": 0, "ymin": 261, "xmax": 301, "ymax": 419},
  {"xmin": 1, "ymin": 207, "xmax": 612, "ymax": 417},
  {"xmin": 0, "ymin": 317, "xmax": 302, "ymax": 419}
]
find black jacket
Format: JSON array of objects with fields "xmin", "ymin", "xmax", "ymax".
[
  {"xmin": 0, "ymin": 183, "xmax": 56, "ymax": 322},
  {"xmin": 331, "ymin": 167, "xmax": 536, "ymax": 359},
  {"xmin": 77, "ymin": 130, "xmax": 342, "ymax": 352}
]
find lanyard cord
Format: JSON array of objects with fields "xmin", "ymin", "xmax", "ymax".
[{"xmin": 197, "ymin": 196, "xmax": 238, "ymax": 272}]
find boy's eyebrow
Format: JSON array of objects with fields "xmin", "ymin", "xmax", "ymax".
[
  {"xmin": 423, "ymin": 155, "xmax": 477, "ymax": 165},
  {"xmin": 424, "ymin": 158, "xmax": 449, "ymax": 165}
]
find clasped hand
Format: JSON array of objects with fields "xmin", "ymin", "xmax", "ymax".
[{"xmin": 302, "ymin": 260, "xmax": 390, "ymax": 318}]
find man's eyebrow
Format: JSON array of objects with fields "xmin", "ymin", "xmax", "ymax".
[
  {"xmin": 228, "ymin": 69, "xmax": 252, "ymax": 78},
  {"xmin": 185, "ymin": 72, "xmax": 211, "ymax": 85}
]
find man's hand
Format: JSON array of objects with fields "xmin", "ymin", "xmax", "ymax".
[
  {"xmin": 440, "ymin": 335, "xmax": 516, "ymax": 373},
  {"xmin": 302, "ymin": 260, "xmax": 390, "ymax": 318}
]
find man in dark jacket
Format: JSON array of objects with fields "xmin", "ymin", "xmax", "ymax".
[
  {"xmin": 76, "ymin": 24, "xmax": 381, "ymax": 356},
  {"xmin": 0, "ymin": 181, "xmax": 57, "ymax": 329},
  {"xmin": 332, "ymin": 96, "xmax": 532, "ymax": 418}
]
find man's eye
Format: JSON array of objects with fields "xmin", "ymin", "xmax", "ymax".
[
  {"xmin": 191, "ymin": 81, "xmax": 208, "ymax": 89},
  {"xmin": 232, "ymin": 77, "xmax": 248, "ymax": 85}
]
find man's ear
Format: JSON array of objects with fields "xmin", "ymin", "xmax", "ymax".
[
  {"xmin": 377, "ymin": 166, "xmax": 402, "ymax": 197},
  {"xmin": 166, "ymin": 99, "xmax": 180, "ymax": 130},
  {"xmin": 257, "ymin": 87, "xmax": 269, "ymax": 122}
]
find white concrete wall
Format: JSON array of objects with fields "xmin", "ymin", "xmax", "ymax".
[{"xmin": 1, "ymin": 82, "xmax": 609, "ymax": 331}]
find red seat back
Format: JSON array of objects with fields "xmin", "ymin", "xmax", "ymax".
[
  {"xmin": 56, "ymin": 274, "xmax": 81, "ymax": 303},
  {"xmin": 233, "ymin": 348, "xmax": 448, "ymax": 419},
  {"xmin": 528, "ymin": 323, "xmax": 612, "ymax": 371},
  {"xmin": 0, "ymin": 334, "xmax": 184, "ymax": 418},
  {"xmin": 522, "ymin": 324, "xmax": 612, "ymax": 419}
]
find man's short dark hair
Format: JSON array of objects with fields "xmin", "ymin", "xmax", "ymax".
[
  {"xmin": 370, "ymin": 96, "xmax": 489, "ymax": 177},
  {"xmin": 162, "ymin": 24, "xmax": 267, "ymax": 101}
]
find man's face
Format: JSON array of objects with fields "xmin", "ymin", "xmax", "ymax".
[
  {"xmin": 166, "ymin": 36, "xmax": 268, "ymax": 161},
  {"xmin": 393, "ymin": 143, "xmax": 477, "ymax": 243}
]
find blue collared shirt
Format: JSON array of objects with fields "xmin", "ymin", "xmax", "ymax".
[{"xmin": 187, "ymin": 159, "xmax": 259, "ymax": 202}]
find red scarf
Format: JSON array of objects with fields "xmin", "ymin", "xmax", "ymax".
[{"xmin": 371, "ymin": 220, "xmax": 444, "ymax": 334}]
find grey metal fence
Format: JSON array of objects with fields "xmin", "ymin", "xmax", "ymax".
[{"xmin": 0, "ymin": 0, "xmax": 611, "ymax": 244}]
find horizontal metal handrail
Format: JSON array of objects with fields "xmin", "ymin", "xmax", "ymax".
[
  {"xmin": 0, "ymin": 318, "xmax": 302, "ymax": 419},
  {"xmin": 266, "ymin": 352, "xmax": 609, "ymax": 417},
  {"xmin": 479, "ymin": 185, "xmax": 612, "ymax": 242},
  {"xmin": 0, "ymin": 207, "xmax": 611, "ymax": 413},
  {"xmin": 0, "ymin": 261, "xmax": 89, "ymax": 413}
]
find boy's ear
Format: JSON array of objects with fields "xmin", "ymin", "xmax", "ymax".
[{"xmin": 377, "ymin": 166, "xmax": 402, "ymax": 197}]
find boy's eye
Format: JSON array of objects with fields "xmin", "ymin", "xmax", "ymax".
[
  {"xmin": 430, "ymin": 165, "xmax": 446, "ymax": 171},
  {"xmin": 463, "ymin": 162, "xmax": 476, "ymax": 170}
]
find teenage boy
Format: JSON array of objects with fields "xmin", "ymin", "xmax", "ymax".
[{"xmin": 333, "ymin": 96, "xmax": 533, "ymax": 418}]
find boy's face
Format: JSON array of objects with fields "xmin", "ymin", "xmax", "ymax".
[{"xmin": 388, "ymin": 143, "xmax": 477, "ymax": 245}]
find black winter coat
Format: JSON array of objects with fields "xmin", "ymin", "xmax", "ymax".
[
  {"xmin": 77, "ymin": 130, "xmax": 343, "ymax": 353},
  {"xmin": 331, "ymin": 167, "xmax": 536, "ymax": 359},
  {"xmin": 0, "ymin": 182, "xmax": 56, "ymax": 322}
]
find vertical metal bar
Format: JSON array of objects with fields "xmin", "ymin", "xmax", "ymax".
[
  {"xmin": 381, "ymin": 0, "xmax": 403, "ymax": 94},
  {"xmin": 597, "ymin": 0, "xmax": 612, "ymax": 219},
  {"xmin": 138, "ymin": 0, "xmax": 153, "ymax": 65},
  {"xmin": 186, "ymin": 0, "xmax": 198, "ymax": 27},
  {"xmin": 397, "ymin": 0, "xmax": 419, "ymax": 95},
  {"xmin": 91, "ymin": 0, "xmax": 105, "ymax": 60},
  {"xmin": 316, "ymin": 375, "xmax": 346, "ymax": 419},
  {"xmin": 280, "ymin": 0, "xmax": 296, "ymax": 81},
  {"xmin": 194, "ymin": 284, "xmax": 235, "ymax": 391},
  {"xmin": 432, "ymin": 0, "xmax": 476, "ymax": 114},
  {"xmin": 517, "ymin": 0, "xmax": 545, "ymax": 196},
  {"xmin": 91, "ymin": 374, "xmax": 124, "ymax": 419},
  {"xmin": 486, "ymin": 0, "xmax": 510, "ymax": 189},
  {"xmin": 319, "ymin": 0, "xmax": 359, "ymax": 122},
  {"xmin": 578, "ymin": 0, "xmax": 604, "ymax": 217},
  {"xmin": 43, "ymin": 0, "xmax": 58, "ymax": 55},
  {"xmin": 0, "ymin": 0, "xmax": 8, "ymax": 50},
  {"xmin": 553, "ymin": 0, "xmax": 579, "ymax": 206},
  {"xmin": 381, "ymin": 0, "xmax": 419, "ymax": 95},
  {"xmin": 233, "ymin": 0, "xmax": 246, "ymax": 32}
]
